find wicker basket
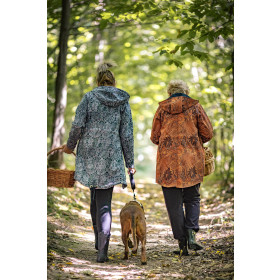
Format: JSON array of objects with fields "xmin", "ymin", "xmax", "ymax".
[
  {"xmin": 47, "ymin": 146, "xmax": 76, "ymax": 188},
  {"xmin": 204, "ymin": 147, "xmax": 215, "ymax": 176}
]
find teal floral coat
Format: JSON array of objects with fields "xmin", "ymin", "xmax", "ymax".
[{"xmin": 66, "ymin": 86, "xmax": 134, "ymax": 189}]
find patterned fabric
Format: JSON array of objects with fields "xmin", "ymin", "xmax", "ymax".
[
  {"xmin": 150, "ymin": 95, "xmax": 213, "ymax": 188},
  {"xmin": 66, "ymin": 86, "xmax": 134, "ymax": 189}
]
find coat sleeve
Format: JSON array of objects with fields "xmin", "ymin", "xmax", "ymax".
[
  {"xmin": 66, "ymin": 94, "xmax": 88, "ymax": 150},
  {"xmin": 119, "ymin": 101, "xmax": 134, "ymax": 168},
  {"xmin": 150, "ymin": 107, "xmax": 161, "ymax": 145},
  {"xmin": 196, "ymin": 103, "xmax": 213, "ymax": 143}
]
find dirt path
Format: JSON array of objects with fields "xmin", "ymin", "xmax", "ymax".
[{"xmin": 47, "ymin": 183, "xmax": 234, "ymax": 280}]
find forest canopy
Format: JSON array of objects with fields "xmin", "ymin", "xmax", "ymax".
[{"xmin": 47, "ymin": 0, "xmax": 234, "ymax": 194}]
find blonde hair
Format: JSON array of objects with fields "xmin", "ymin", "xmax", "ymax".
[
  {"xmin": 96, "ymin": 62, "xmax": 116, "ymax": 86},
  {"xmin": 167, "ymin": 80, "xmax": 190, "ymax": 96}
]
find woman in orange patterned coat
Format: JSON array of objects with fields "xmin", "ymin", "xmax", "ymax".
[{"xmin": 151, "ymin": 80, "xmax": 213, "ymax": 256}]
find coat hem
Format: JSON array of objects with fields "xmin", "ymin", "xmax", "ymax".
[
  {"xmin": 75, "ymin": 179, "xmax": 127, "ymax": 189},
  {"xmin": 156, "ymin": 178, "xmax": 203, "ymax": 188}
]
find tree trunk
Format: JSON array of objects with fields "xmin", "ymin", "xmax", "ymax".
[{"xmin": 48, "ymin": 0, "xmax": 71, "ymax": 168}]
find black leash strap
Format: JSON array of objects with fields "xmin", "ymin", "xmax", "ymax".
[{"xmin": 129, "ymin": 172, "xmax": 136, "ymax": 200}]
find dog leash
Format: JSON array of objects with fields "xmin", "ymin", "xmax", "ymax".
[
  {"xmin": 129, "ymin": 172, "xmax": 145, "ymax": 210},
  {"xmin": 129, "ymin": 171, "xmax": 136, "ymax": 201}
]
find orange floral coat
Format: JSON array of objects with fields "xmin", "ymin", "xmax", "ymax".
[{"xmin": 150, "ymin": 95, "xmax": 213, "ymax": 188}]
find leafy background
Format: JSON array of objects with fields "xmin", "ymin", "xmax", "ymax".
[{"xmin": 48, "ymin": 0, "xmax": 234, "ymax": 197}]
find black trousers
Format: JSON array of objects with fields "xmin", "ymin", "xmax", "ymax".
[
  {"xmin": 162, "ymin": 183, "xmax": 201, "ymax": 240},
  {"xmin": 90, "ymin": 187, "xmax": 114, "ymax": 235}
]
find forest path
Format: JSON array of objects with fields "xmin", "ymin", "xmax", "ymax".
[{"xmin": 47, "ymin": 183, "xmax": 234, "ymax": 280}]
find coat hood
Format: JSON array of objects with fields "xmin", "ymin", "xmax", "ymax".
[
  {"xmin": 92, "ymin": 86, "xmax": 130, "ymax": 107},
  {"xmin": 159, "ymin": 95, "xmax": 199, "ymax": 114}
]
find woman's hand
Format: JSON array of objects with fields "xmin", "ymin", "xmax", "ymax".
[
  {"xmin": 62, "ymin": 144, "xmax": 73, "ymax": 154},
  {"xmin": 128, "ymin": 168, "xmax": 136, "ymax": 175}
]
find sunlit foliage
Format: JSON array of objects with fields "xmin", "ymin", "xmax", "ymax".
[{"xmin": 48, "ymin": 0, "xmax": 234, "ymax": 192}]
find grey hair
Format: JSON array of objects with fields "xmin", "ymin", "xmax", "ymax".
[{"xmin": 167, "ymin": 80, "xmax": 190, "ymax": 96}]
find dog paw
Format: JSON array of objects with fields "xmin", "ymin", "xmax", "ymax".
[{"xmin": 141, "ymin": 261, "xmax": 147, "ymax": 265}]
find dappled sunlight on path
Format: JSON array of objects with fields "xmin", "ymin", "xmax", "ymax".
[{"xmin": 48, "ymin": 184, "xmax": 233, "ymax": 280}]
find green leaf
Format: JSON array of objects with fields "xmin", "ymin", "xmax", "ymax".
[
  {"xmin": 147, "ymin": 9, "xmax": 161, "ymax": 16},
  {"xmin": 177, "ymin": 30, "xmax": 188, "ymax": 38},
  {"xmin": 173, "ymin": 60, "xmax": 183, "ymax": 68},
  {"xmin": 181, "ymin": 50, "xmax": 189, "ymax": 55},
  {"xmin": 186, "ymin": 42, "xmax": 194, "ymax": 51},
  {"xmin": 134, "ymin": 4, "xmax": 144, "ymax": 12},
  {"xmin": 167, "ymin": 59, "xmax": 174, "ymax": 65},
  {"xmin": 166, "ymin": 59, "xmax": 183, "ymax": 68},
  {"xmin": 171, "ymin": 5, "xmax": 177, "ymax": 13},
  {"xmin": 153, "ymin": 46, "xmax": 165, "ymax": 54},
  {"xmin": 159, "ymin": 50, "xmax": 167, "ymax": 55},
  {"xmin": 208, "ymin": 33, "xmax": 215, "ymax": 43},
  {"xmin": 225, "ymin": 63, "xmax": 233, "ymax": 71},
  {"xmin": 149, "ymin": 0, "xmax": 157, "ymax": 8},
  {"xmin": 199, "ymin": 34, "xmax": 207, "ymax": 43},
  {"xmin": 101, "ymin": 12, "xmax": 111, "ymax": 20},
  {"xmin": 189, "ymin": 30, "xmax": 196, "ymax": 39},
  {"xmin": 181, "ymin": 42, "xmax": 194, "ymax": 52},
  {"xmin": 170, "ymin": 45, "xmax": 180, "ymax": 54},
  {"xmin": 192, "ymin": 23, "xmax": 198, "ymax": 29}
]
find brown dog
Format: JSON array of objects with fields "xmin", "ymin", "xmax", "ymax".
[{"xmin": 120, "ymin": 200, "xmax": 147, "ymax": 265}]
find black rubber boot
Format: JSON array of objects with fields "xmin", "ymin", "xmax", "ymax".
[
  {"xmin": 187, "ymin": 229, "xmax": 203, "ymax": 251},
  {"xmin": 179, "ymin": 238, "xmax": 189, "ymax": 256},
  {"xmin": 93, "ymin": 225, "xmax": 98, "ymax": 250},
  {"xmin": 173, "ymin": 238, "xmax": 189, "ymax": 256},
  {"xmin": 96, "ymin": 232, "xmax": 110, "ymax": 263}
]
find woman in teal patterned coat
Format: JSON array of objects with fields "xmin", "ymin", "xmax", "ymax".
[{"xmin": 63, "ymin": 62, "xmax": 135, "ymax": 263}]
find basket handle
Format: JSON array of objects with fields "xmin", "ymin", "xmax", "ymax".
[{"xmin": 47, "ymin": 146, "xmax": 76, "ymax": 157}]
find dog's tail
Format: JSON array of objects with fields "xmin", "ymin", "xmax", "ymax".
[{"xmin": 131, "ymin": 215, "xmax": 137, "ymax": 252}]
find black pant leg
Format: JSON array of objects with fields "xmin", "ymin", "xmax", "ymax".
[
  {"xmin": 90, "ymin": 188, "xmax": 97, "ymax": 228},
  {"xmin": 162, "ymin": 186, "xmax": 186, "ymax": 240},
  {"xmin": 95, "ymin": 187, "xmax": 114, "ymax": 235},
  {"xmin": 183, "ymin": 183, "xmax": 201, "ymax": 232}
]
